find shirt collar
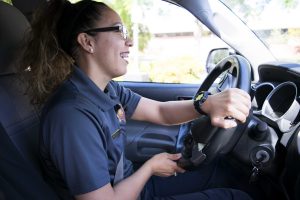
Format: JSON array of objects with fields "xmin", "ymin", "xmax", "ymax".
[{"xmin": 69, "ymin": 66, "xmax": 119, "ymax": 111}]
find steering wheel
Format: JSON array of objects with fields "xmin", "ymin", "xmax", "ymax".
[{"xmin": 179, "ymin": 55, "xmax": 251, "ymax": 169}]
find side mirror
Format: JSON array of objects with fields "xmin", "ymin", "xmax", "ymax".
[{"xmin": 205, "ymin": 48, "xmax": 235, "ymax": 73}]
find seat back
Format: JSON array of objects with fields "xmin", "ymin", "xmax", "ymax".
[
  {"xmin": 0, "ymin": 122, "xmax": 60, "ymax": 199},
  {"xmin": 0, "ymin": 0, "xmax": 41, "ymax": 174},
  {"xmin": 0, "ymin": 2, "xmax": 59, "ymax": 199}
]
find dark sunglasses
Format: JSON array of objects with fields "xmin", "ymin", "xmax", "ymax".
[{"xmin": 83, "ymin": 24, "xmax": 128, "ymax": 40}]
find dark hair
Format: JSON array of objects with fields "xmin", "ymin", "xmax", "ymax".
[{"xmin": 19, "ymin": 0, "xmax": 110, "ymax": 105}]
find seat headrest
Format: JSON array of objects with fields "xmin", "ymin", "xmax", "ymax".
[{"xmin": 0, "ymin": 2, "xmax": 30, "ymax": 75}]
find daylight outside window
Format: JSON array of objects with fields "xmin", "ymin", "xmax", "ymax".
[
  {"xmin": 68, "ymin": 0, "xmax": 300, "ymax": 83},
  {"xmin": 84, "ymin": 0, "xmax": 227, "ymax": 84}
]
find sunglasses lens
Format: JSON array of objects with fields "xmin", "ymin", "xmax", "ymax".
[{"xmin": 122, "ymin": 26, "xmax": 128, "ymax": 40}]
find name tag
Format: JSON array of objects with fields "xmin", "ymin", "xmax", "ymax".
[{"xmin": 111, "ymin": 128, "xmax": 121, "ymax": 139}]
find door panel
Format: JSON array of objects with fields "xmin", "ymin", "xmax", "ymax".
[{"xmin": 120, "ymin": 82, "xmax": 199, "ymax": 163}]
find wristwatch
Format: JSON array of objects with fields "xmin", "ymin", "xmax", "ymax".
[{"xmin": 193, "ymin": 91, "xmax": 210, "ymax": 115}]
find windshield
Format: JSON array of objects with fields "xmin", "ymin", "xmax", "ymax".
[{"xmin": 220, "ymin": 0, "xmax": 300, "ymax": 63}]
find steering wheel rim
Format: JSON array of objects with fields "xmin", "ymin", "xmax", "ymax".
[{"xmin": 192, "ymin": 55, "xmax": 251, "ymax": 164}]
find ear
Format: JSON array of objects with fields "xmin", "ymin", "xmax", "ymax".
[{"xmin": 77, "ymin": 33, "xmax": 95, "ymax": 54}]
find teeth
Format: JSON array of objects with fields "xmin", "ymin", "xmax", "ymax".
[
  {"xmin": 120, "ymin": 52, "xmax": 129, "ymax": 62},
  {"xmin": 120, "ymin": 52, "xmax": 128, "ymax": 58}
]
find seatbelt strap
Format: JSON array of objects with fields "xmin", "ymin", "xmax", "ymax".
[
  {"xmin": 113, "ymin": 152, "xmax": 124, "ymax": 185},
  {"xmin": 113, "ymin": 152, "xmax": 142, "ymax": 200}
]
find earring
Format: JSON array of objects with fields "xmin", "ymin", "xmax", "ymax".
[{"xmin": 90, "ymin": 48, "xmax": 94, "ymax": 54}]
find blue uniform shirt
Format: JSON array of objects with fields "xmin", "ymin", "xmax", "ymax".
[{"xmin": 40, "ymin": 66, "xmax": 141, "ymax": 198}]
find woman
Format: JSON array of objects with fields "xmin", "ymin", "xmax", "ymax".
[{"xmin": 20, "ymin": 0, "xmax": 252, "ymax": 199}]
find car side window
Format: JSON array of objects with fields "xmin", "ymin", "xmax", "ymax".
[{"xmin": 107, "ymin": 0, "xmax": 228, "ymax": 84}]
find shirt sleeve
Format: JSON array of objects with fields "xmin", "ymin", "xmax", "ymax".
[
  {"xmin": 43, "ymin": 104, "xmax": 110, "ymax": 195},
  {"xmin": 111, "ymin": 81, "xmax": 141, "ymax": 118}
]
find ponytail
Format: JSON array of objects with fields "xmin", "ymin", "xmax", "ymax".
[
  {"xmin": 20, "ymin": 0, "xmax": 73, "ymax": 106},
  {"xmin": 20, "ymin": 0, "xmax": 110, "ymax": 106}
]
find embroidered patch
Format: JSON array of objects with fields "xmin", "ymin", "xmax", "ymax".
[{"xmin": 116, "ymin": 104, "xmax": 126, "ymax": 123}]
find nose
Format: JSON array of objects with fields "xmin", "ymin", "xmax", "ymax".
[{"xmin": 125, "ymin": 37, "xmax": 133, "ymax": 47}]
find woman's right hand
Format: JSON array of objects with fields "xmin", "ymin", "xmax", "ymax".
[
  {"xmin": 201, "ymin": 88, "xmax": 251, "ymax": 128},
  {"xmin": 145, "ymin": 153, "xmax": 185, "ymax": 177}
]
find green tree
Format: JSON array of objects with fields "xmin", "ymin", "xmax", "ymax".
[
  {"xmin": 281, "ymin": 0, "xmax": 299, "ymax": 9},
  {"xmin": 102, "ymin": 0, "xmax": 152, "ymax": 51}
]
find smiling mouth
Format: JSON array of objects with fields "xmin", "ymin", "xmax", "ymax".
[{"xmin": 120, "ymin": 52, "xmax": 129, "ymax": 63}]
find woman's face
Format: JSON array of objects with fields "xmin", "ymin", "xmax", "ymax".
[{"xmin": 92, "ymin": 7, "xmax": 132, "ymax": 79}]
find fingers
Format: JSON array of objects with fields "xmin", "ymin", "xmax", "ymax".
[
  {"xmin": 208, "ymin": 88, "xmax": 251, "ymax": 128},
  {"xmin": 225, "ymin": 103, "xmax": 249, "ymax": 123},
  {"xmin": 211, "ymin": 117, "xmax": 237, "ymax": 129},
  {"xmin": 225, "ymin": 89, "xmax": 251, "ymax": 122},
  {"xmin": 159, "ymin": 165, "xmax": 185, "ymax": 177},
  {"xmin": 167, "ymin": 153, "xmax": 186, "ymax": 174},
  {"xmin": 167, "ymin": 153, "xmax": 181, "ymax": 161},
  {"xmin": 174, "ymin": 165, "xmax": 186, "ymax": 173},
  {"xmin": 225, "ymin": 89, "xmax": 251, "ymax": 109},
  {"xmin": 231, "ymin": 88, "xmax": 251, "ymax": 110},
  {"xmin": 159, "ymin": 153, "xmax": 186, "ymax": 176}
]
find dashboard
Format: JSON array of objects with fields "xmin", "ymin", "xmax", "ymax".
[
  {"xmin": 232, "ymin": 62, "xmax": 300, "ymax": 171},
  {"xmin": 252, "ymin": 62, "xmax": 300, "ymax": 133}
]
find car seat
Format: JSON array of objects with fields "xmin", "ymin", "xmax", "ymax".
[
  {"xmin": 0, "ymin": 122, "xmax": 60, "ymax": 199},
  {"xmin": 0, "ymin": 1, "xmax": 60, "ymax": 199},
  {"xmin": 0, "ymin": 0, "xmax": 40, "ymax": 171}
]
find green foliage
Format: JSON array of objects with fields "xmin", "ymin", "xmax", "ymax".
[
  {"xmin": 102, "ymin": 0, "xmax": 151, "ymax": 52},
  {"xmin": 138, "ymin": 24, "xmax": 151, "ymax": 51},
  {"xmin": 281, "ymin": 0, "xmax": 299, "ymax": 8},
  {"xmin": 107, "ymin": 0, "xmax": 132, "ymax": 29},
  {"xmin": 2, "ymin": 0, "xmax": 12, "ymax": 4}
]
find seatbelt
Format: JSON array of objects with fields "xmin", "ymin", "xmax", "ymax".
[
  {"xmin": 113, "ymin": 153, "xmax": 141, "ymax": 200},
  {"xmin": 113, "ymin": 152, "xmax": 124, "ymax": 185}
]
